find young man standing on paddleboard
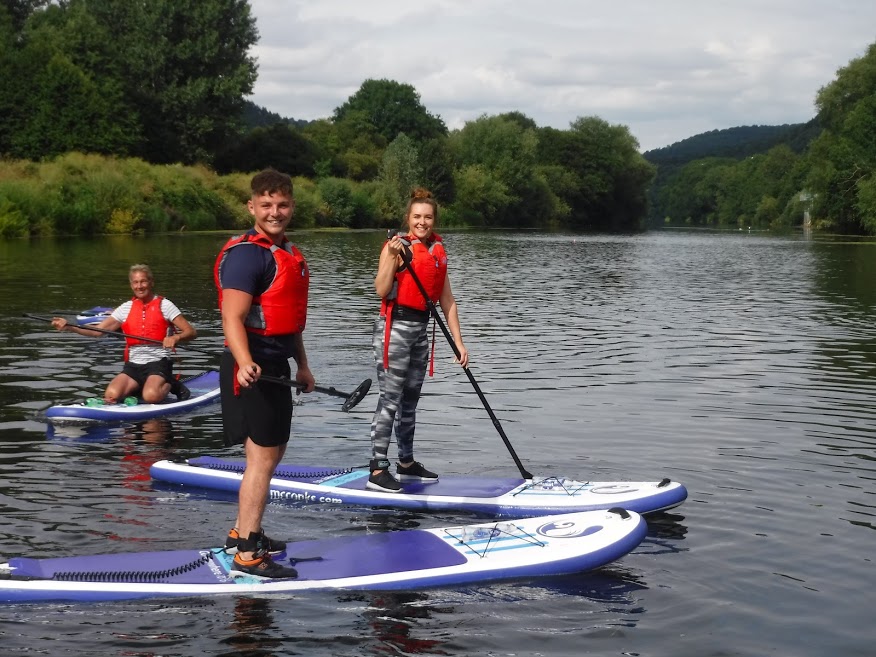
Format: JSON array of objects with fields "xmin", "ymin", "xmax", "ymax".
[
  {"xmin": 51, "ymin": 265, "xmax": 196, "ymax": 403},
  {"xmin": 369, "ymin": 188, "xmax": 469, "ymax": 493},
  {"xmin": 214, "ymin": 168, "xmax": 314, "ymax": 579}
]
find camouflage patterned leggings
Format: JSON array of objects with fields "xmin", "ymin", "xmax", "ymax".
[{"xmin": 370, "ymin": 316, "xmax": 429, "ymax": 463}]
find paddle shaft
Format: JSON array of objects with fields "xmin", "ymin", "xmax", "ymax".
[
  {"xmin": 25, "ymin": 313, "xmax": 371, "ymax": 409},
  {"xmin": 259, "ymin": 374, "xmax": 346, "ymax": 398},
  {"xmin": 390, "ymin": 233, "xmax": 533, "ymax": 479},
  {"xmin": 23, "ymin": 313, "xmax": 214, "ymax": 355}
]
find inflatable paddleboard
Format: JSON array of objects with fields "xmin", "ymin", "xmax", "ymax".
[
  {"xmin": 75, "ymin": 306, "xmax": 113, "ymax": 325},
  {"xmin": 151, "ymin": 457, "xmax": 687, "ymax": 516},
  {"xmin": 0, "ymin": 509, "xmax": 645, "ymax": 603},
  {"xmin": 46, "ymin": 371, "xmax": 220, "ymax": 423}
]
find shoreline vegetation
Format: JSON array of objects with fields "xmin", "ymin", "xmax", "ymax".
[
  {"xmin": 2, "ymin": 3, "xmax": 875, "ymax": 238},
  {"xmin": 0, "ymin": 152, "xmax": 386, "ymax": 238}
]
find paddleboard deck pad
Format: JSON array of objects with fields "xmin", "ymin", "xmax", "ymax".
[
  {"xmin": 0, "ymin": 509, "xmax": 645, "ymax": 603},
  {"xmin": 151, "ymin": 457, "xmax": 687, "ymax": 516},
  {"xmin": 46, "ymin": 371, "xmax": 220, "ymax": 423}
]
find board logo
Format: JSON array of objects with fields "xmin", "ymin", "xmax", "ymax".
[{"xmin": 536, "ymin": 520, "xmax": 601, "ymax": 539}]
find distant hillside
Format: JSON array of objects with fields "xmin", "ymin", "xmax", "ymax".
[
  {"xmin": 242, "ymin": 100, "xmax": 313, "ymax": 130},
  {"xmin": 644, "ymin": 120, "xmax": 820, "ymax": 165},
  {"xmin": 643, "ymin": 120, "xmax": 822, "ymax": 226}
]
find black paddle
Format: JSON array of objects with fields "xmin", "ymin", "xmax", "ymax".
[
  {"xmin": 23, "ymin": 313, "xmax": 218, "ymax": 354},
  {"xmin": 387, "ymin": 231, "xmax": 533, "ymax": 479},
  {"xmin": 23, "ymin": 313, "xmax": 371, "ymax": 411},
  {"xmin": 259, "ymin": 374, "xmax": 371, "ymax": 412}
]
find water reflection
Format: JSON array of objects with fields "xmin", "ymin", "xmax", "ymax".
[
  {"xmin": 118, "ymin": 418, "xmax": 179, "ymax": 492},
  {"xmin": 219, "ymin": 596, "xmax": 282, "ymax": 657},
  {"xmin": 644, "ymin": 511, "xmax": 689, "ymax": 539},
  {"xmin": 46, "ymin": 417, "xmax": 176, "ymax": 447},
  {"xmin": 357, "ymin": 590, "xmax": 449, "ymax": 655}
]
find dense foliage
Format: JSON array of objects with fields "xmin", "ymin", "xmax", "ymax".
[
  {"xmin": 0, "ymin": 0, "xmax": 655, "ymax": 236},
  {"xmin": 806, "ymin": 42, "xmax": 876, "ymax": 235},
  {"xmin": 645, "ymin": 43, "xmax": 876, "ymax": 235},
  {"xmin": 0, "ymin": 0, "xmax": 258, "ymax": 164},
  {"xmin": 645, "ymin": 124, "xmax": 817, "ymax": 165},
  {"xmin": 14, "ymin": 3, "xmax": 875, "ymax": 235}
]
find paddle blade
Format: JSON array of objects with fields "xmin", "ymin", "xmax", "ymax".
[{"xmin": 342, "ymin": 378, "xmax": 371, "ymax": 412}]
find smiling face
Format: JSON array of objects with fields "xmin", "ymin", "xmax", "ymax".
[
  {"xmin": 406, "ymin": 201, "xmax": 435, "ymax": 241},
  {"xmin": 129, "ymin": 269, "xmax": 155, "ymax": 302},
  {"xmin": 248, "ymin": 191, "xmax": 294, "ymax": 244}
]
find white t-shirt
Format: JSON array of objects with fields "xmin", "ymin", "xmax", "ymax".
[{"xmin": 111, "ymin": 298, "xmax": 182, "ymax": 365}]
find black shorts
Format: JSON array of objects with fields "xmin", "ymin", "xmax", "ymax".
[
  {"xmin": 121, "ymin": 358, "xmax": 173, "ymax": 388},
  {"xmin": 220, "ymin": 350, "xmax": 293, "ymax": 448}
]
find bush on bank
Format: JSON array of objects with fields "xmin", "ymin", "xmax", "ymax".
[{"xmin": 0, "ymin": 153, "xmax": 393, "ymax": 238}]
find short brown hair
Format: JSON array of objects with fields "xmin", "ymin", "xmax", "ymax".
[{"xmin": 251, "ymin": 168, "xmax": 293, "ymax": 197}]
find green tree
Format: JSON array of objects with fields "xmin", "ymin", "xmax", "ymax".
[
  {"xmin": 2, "ymin": 0, "xmax": 49, "ymax": 31},
  {"xmin": 62, "ymin": 0, "xmax": 259, "ymax": 165},
  {"xmin": 451, "ymin": 114, "xmax": 543, "ymax": 226},
  {"xmin": 564, "ymin": 116, "xmax": 655, "ymax": 230},
  {"xmin": 10, "ymin": 53, "xmax": 136, "ymax": 158},
  {"xmin": 377, "ymin": 133, "xmax": 423, "ymax": 220},
  {"xmin": 451, "ymin": 164, "xmax": 512, "ymax": 226},
  {"xmin": 855, "ymin": 176, "xmax": 876, "ymax": 234},
  {"xmin": 315, "ymin": 177, "xmax": 375, "ymax": 228},
  {"xmin": 0, "ymin": 6, "xmax": 23, "ymax": 154},
  {"xmin": 213, "ymin": 123, "xmax": 319, "ymax": 176},
  {"xmin": 807, "ymin": 42, "xmax": 876, "ymax": 234},
  {"xmin": 301, "ymin": 119, "xmax": 345, "ymax": 178},
  {"xmin": 658, "ymin": 158, "xmax": 733, "ymax": 226},
  {"xmin": 418, "ymin": 137, "xmax": 457, "ymax": 204},
  {"xmin": 332, "ymin": 110, "xmax": 386, "ymax": 181},
  {"xmin": 333, "ymin": 79, "xmax": 447, "ymax": 143}
]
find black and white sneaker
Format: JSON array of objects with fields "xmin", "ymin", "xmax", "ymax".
[
  {"xmin": 367, "ymin": 469, "xmax": 402, "ymax": 492},
  {"xmin": 396, "ymin": 461, "xmax": 438, "ymax": 482}
]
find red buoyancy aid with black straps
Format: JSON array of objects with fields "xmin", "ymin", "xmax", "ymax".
[
  {"xmin": 380, "ymin": 234, "xmax": 447, "ymax": 370},
  {"xmin": 214, "ymin": 232, "xmax": 309, "ymax": 336},
  {"xmin": 121, "ymin": 296, "xmax": 172, "ymax": 361},
  {"xmin": 381, "ymin": 234, "xmax": 448, "ymax": 316}
]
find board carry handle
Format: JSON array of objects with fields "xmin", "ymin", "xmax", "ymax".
[{"xmin": 387, "ymin": 230, "xmax": 533, "ymax": 480}]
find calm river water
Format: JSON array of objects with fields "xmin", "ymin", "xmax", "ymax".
[{"xmin": 0, "ymin": 229, "xmax": 873, "ymax": 657}]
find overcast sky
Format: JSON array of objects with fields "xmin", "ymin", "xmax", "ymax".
[{"xmin": 246, "ymin": 0, "xmax": 876, "ymax": 152}]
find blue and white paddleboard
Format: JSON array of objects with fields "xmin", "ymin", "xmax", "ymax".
[
  {"xmin": 46, "ymin": 371, "xmax": 220, "ymax": 423},
  {"xmin": 0, "ymin": 509, "xmax": 645, "ymax": 603},
  {"xmin": 75, "ymin": 306, "xmax": 113, "ymax": 325},
  {"xmin": 151, "ymin": 457, "xmax": 687, "ymax": 516}
]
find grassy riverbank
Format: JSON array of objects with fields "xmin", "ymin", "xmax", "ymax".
[{"xmin": 0, "ymin": 153, "xmax": 383, "ymax": 238}]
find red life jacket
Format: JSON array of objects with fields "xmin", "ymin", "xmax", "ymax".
[
  {"xmin": 121, "ymin": 296, "xmax": 172, "ymax": 361},
  {"xmin": 381, "ymin": 234, "xmax": 447, "ymax": 315},
  {"xmin": 380, "ymin": 234, "xmax": 447, "ymax": 371},
  {"xmin": 214, "ymin": 231, "xmax": 309, "ymax": 336}
]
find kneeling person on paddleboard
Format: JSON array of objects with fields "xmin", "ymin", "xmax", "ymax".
[
  {"xmin": 52, "ymin": 264, "xmax": 196, "ymax": 404},
  {"xmin": 369, "ymin": 188, "xmax": 469, "ymax": 493},
  {"xmin": 215, "ymin": 168, "xmax": 315, "ymax": 579}
]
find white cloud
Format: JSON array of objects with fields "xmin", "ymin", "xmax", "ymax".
[{"xmin": 247, "ymin": 0, "xmax": 876, "ymax": 151}]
